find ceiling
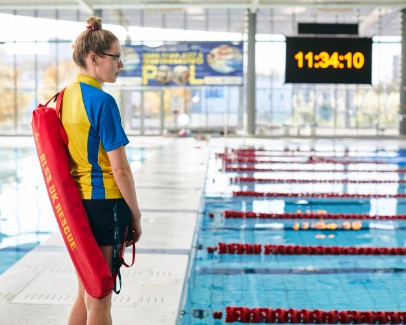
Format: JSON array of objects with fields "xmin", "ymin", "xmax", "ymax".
[
  {"xmin": 0, "ymin": 0, "xmax": 406, "ymax": 11},
  {"xmin": 0, "ymin": 0, "xmax": 404, "ymax": 36}
]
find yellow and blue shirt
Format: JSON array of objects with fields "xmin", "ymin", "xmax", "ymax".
[{"xmin": 61, "ymin": 74, "xmax": 129, "ymax": 200}]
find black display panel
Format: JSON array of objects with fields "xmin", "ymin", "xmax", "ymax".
[
  {"xmin": 298, "ymin": 23, "xmax": 358, "ymax": 35},
  {"xmin": 285, "ymin": 37, "xmax": 372, "ymax": 84}
]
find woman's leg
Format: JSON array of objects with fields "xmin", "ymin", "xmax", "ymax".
[
  {"xmin": 67, "ymin": 273, "xmax": 87, "ymax": 325},
  {"xmin": 84, "ymin": 245, "xmax": 114, "ymax": 325}
]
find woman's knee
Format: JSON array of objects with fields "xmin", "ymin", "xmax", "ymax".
[{"xmin": 84, "ymin": 292, "xmax": 112, "ymax": 312}]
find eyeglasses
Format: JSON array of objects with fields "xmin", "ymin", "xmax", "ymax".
[{"xmin": 99, "ymin": 52, "xmax": 122, "ymax": 64}]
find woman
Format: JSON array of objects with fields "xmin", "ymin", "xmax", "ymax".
[{"xmin": 62, "ymin": 16, "xmax": 142, "ymax": 325}]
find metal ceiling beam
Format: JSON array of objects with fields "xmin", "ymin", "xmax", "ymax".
[
  {"xmin": 77, "ymin": 0, "xmax": 93, "ymax": 13},
  {"xmin": 94, "ymin": 0, "xmax": 406, "ymax": 10},
  {"xmin": 0, "ymin": 0, "xmax": 406, "ymax": 10},
  {"xmin": 359, "ymin": 7, "xmax": 392, "ymax": 34},
  {"xmin": 251, "ymin": 0, "xmax": 260, "ymax": 12},
  {"xmin": 0, "ymin": 4, "xmax": 79, "ymax": 10},
  {"xmin": 92, "ymin": 2, "xmax": 406, "ymax": 9},
  {"xmin": 110, "ymin": 9, "xmax": 130, "ymax": 31}
]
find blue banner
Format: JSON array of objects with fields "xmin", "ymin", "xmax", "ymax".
[{"xmin": 120, "ymin": 42, "xmax": 243, "ymax": 86}]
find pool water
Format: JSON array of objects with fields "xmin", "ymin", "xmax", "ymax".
[
  {"xmin": 0, "ymin": 145, "xmax": 155, "ymax": 275},
  {"xmin": 181, "ymin": 147, "xmax": 406, "ymax": 325}
]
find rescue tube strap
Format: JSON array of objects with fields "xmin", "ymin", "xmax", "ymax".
[
  {"xmin": 122, "ymin": 229, "xmax": 136, "ymax": 267},
  {"xmin": 113, "ymin": 202, "xmax": 122, "ymax": 294}
]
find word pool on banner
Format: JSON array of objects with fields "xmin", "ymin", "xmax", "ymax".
[{"xmin": 120, "ymin": 42, "xmax": 243, "ymax": 86}]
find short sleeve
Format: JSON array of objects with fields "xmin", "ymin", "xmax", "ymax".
[{"xmin": 91, "ymin": 94, "xmax": 129, "ymax": 152}]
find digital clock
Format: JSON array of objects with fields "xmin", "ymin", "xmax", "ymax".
[
  {"xmin": 294, "ymin": 51, "xmax": 365, "ymax": 69},
  {"xmin": 285, "ymin": 37, "xmax": 372, "ymax": 84}
]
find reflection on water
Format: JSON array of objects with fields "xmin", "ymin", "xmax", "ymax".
[{"xmin": 0, "ymin": 146, "xmax": 153, "ymax": 275}]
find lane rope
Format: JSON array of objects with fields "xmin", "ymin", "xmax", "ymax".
[
  {"xmin": 223, "ymin": 166, "xmax": 406, "ymax": 173},
  {"xmin": 216, "ymin": 152, "xmax": 394, "ymax": 158},
  {"xmin": 222, "ymin": 158, "xmax": 389, "ymax": 165},
  {"xmin": 229, "ymin": 148, "xmax": 393, "ymax": 153},
  {"xmin": 232, "ymin": 191, "xmax": 406, "ymax": 198},
  {"xmin": 214, "ymin": 306, "xmax": 406, "ymax": 323},
  {"xmin": 230, "ymin": 177, "xmax": 406, "ymax": 184},
  {"xmin": 219, "ymin": 210, "xmax": 406, "ymax": 220},
  {"xmin": 206, "ymin": 243, "xmax": 406, "ymax": 256}
]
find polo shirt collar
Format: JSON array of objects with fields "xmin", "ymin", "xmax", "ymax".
[{"xmin": 76, "ymin": 74, "xmax": 102, "ymax": 90}]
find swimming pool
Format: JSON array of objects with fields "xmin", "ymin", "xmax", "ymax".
[
  {"xmin": 180, "ymin": 146, "xmax": 406, "ymax": 324},
  {"xmin": 0, "ymin": 145, "xmax": 155, "ymax": 275}
]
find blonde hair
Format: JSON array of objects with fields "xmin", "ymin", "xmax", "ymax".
[{"xmin": 72, "ymin": 16, "xmax": 119, "ymax": 69}]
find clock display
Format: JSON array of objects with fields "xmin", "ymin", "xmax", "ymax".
[
  {"xmin": 294, "ymin": 51, "xmax": 365, "ymax": 69},
  {"xmin": 285, "ymin": 37, "xmax": 372, "ymax": 84}
]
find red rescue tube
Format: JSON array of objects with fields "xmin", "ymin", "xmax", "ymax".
[{"xmin": 32, "ymin": 90, "xmax": 113, "ymax": 299}]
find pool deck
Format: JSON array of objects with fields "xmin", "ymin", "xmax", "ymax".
[{"xmin": 0, "ymin": 137, "xmax": 210, "ymax": 325}]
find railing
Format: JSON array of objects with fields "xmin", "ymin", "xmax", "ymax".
[{"xmin": 0, "ymin": 85, "xmax": 400, "ymax": 136}]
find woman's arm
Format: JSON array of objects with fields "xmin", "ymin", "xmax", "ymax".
[{"xmin": 107, "ymin": 146, "xmax": 142, "ymax": 243}]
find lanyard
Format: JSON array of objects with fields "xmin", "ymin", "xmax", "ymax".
[
  {"xmin": 112, "ymin": 202, "xmax": 136, "ymax": 294},
  {"xmin": 112, "ymin": 202, "xmax": 122, "ymax": 294}
]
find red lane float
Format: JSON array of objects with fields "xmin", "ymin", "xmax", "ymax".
[
  {"xmin": 222, "ymin": 158, "xmax": 388, "ymax": 165},
  {"xmin": 213, "ymin": 311, "xmax": 223, "ymax": 319},
  {"xmin": 217, "ymin": 152, "xmax": 373, "ymax": 158},
  {"xmin": 217, "ymin": 306, "xmax": 406, "ymax": 323},
  {"xmin": 222, "ymin": 210, "xmax": 406, "ymax": 220},
  {"xmin": 207, "ymin": 243, "xmax": 262, "ymax": 255},
  {"xmin": 224, "ymin": 166, "xmax": 406, "ymax": 173},
  {"xmin": 232, "ymin": 191, "xmax": 406, "ymax": 199},
  {"xmin": 206, "ymin": 243, "xmax": 406, "ymax": 255},
  {"xmin": 230, "ymin": 148, "xmax": 381, "ymax": 153},
  {"xmin": 230, "ymin": 177, "xmax": 406, "ymax": 184}
]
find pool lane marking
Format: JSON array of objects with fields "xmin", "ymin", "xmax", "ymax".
[{"xmin": 199, "ymin": 267, "xmax": 406, "ymax": 275}]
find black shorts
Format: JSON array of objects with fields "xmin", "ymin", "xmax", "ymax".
[{"xmin": 82, "ymin": 198, "xmax": 132, "ymax": 246}]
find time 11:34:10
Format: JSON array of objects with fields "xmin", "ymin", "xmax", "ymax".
[{"xmin": 294, "ymin": 51, "xmax": 365, "ymax": 69}]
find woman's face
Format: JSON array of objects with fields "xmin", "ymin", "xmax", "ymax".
[{"xmin": 95, "ymin": 40, "xmax": 124, "ymax": 84}]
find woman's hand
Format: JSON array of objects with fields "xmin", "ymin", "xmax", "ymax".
[{"xmin": 126, "ymin": 214, "xmax": 142, "ymax": 247}]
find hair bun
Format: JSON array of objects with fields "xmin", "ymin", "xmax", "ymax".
[{"xmin": 86, "ymin": 16, "xmax": 102, "ymax": 30}]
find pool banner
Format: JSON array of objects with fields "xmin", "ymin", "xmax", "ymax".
[{"xmin": 120, "ymin": 42, "xmax": 243, "ymax": 86}]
